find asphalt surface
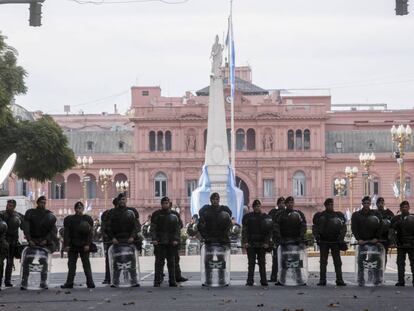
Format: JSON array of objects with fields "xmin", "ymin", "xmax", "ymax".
[{"xmin": 1, "ymin": 254, "xmax": 414, "ymax": 311}]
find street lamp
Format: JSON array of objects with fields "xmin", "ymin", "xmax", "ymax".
[
  {"xmin": 344, "ymin": 166, "xmax": 358, "ymax": 213},
  {"xmin": 99, "ymin": 169, "xmax": 113, "ymax": 212},
  {"xmin": 359, "ymin": 152, "xmax": 375, "ymax": 196},
  {"xmin": 391, "ymin": 124, "xmax": 412, "ymax": 202},
  {"xmin": 334, "ymin": 178, "xmax": 346, "ymax": 212},
  {"xmin": 116, "ymin": 180, "xmax": 129, "ymax": 195},
  {"xmin": 77, "ymin": 156, "xmax": 93, "ymax": 204}
]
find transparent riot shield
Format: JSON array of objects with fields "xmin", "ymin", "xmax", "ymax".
[
  {"xmin": 109, "ymin": 243, "xmax": 140, "ymax": 287},
  {"xmin": 355, "ymin": 243, "xmax": 385, "ymax": 286},
  {"xmin": 200, "ymin": 243, "xmax": 231, "ymax": 287},
  {"xmin": 278, "ymin": 243, "xmax": 308, "ymax": 286},
  {"xmin": 230, "ymin": 238, "xmax": 242, "ymax": 254},
  {"xmin": 186, "ymin": 237, "xmax": 200, "ymax": 256},
  {"xmin": 142, "ymin": 239, "xmax": 154, "ymax": 256},
  {"xmin": 20, "ymin": 246, "xmax": 52, "ymax": 290}
]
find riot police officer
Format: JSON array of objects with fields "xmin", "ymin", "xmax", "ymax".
[
  {"xmin": 376, "ymin": 197, "xmax": 394, "ymax": 258},
  {"xmin": 0, "ymin": 218, "xmax": 8, "ymax": 291},
  {"xmin": 312, "ymin": 198, "xmax": 347, "ymax": 286},
  {"xmin": 274, "ymin": 196, "xmax": 307, "ymax": 285},
  {"xmin": 391, "ymin": 200, "xmax": 414, "ymax": 286},
  {"xmin": 268, "ymin": 196, "xmax": 285, "ymax": 284},
  {"xmin": 106, "ymin": 193, "xmax": 141, "ymax": 287},
  {"xmin": 0, "ymin": 199, "xmax": 24, "ymax": 288},
  {"xmin": 242, "ymin": 199, "xmax": 272, "ymax": 286},
  {"xmin": 198, "ymin": 192, "xmax": 232, "ymax": 286},
  {"xmin": 21, "ymin": 196, "xmax": 58, "ymax": 290},
  {"xmin": 100, "ymin": 197, "xmax": 116, "ymax": 284},
  {"xmin": 351, "ymin": 196, "xmax": 384, "ymax": 286},
  {"xmin": 169, "ymin": 202, "xmax": 188, "ymax": 283},
  {"xmin": 61, "ymin": 201, "xmax": 95, "ymax": 289},
  {"xmin": 151, "ymin": 197, "xmax": 181, "ymax": 287}
]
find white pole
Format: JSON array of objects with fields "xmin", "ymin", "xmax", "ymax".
[{"xmin": 229, "ymin": 0, "xmax": 236, "ymax": 175}]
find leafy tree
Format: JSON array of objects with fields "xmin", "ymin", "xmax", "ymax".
[
  {"xmin": 0, "ymin": 32, "xmax": 27, "ymax": 126},
  {"xmin": 0, "ymin": 33, "xmax": 76, "ymax": 182},
  {"xmin": 4, "ymin": 116, "xmax": 76, "ymax": 182}
]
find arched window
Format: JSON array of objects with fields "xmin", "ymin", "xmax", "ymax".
[
  {"xmin": 332, "ymin": 178, "xmax": 348, "ymax": 197},
  {"xmin": 226, "ymin": 128, "xmax": 231, "ymax": 151},
  {"xmin": 246, "ymin": 128, "xmax": 256, "ymax": 151},
  {"xmin": 165, "ymin": 131, "xmax": 172, "ymax": 151},
  {"xmin": 204, "ymin": 129, "xmax": 208, "ymax": 150},
  {"xmin": 157, "ymin": 131, "xmax": 164, "ymax": 151},
  {"xmin": 295, "ymin": 129, "xmax": 302, "ymax": 150},
  {"xmin": 293, "ymin": 171, "xmax": 306, "ymax": 197},
  {"xmin": 236, "ymin": 129, "xmax": 245, "ymax": 151},
  {"xmin": 50, "ymin": 174, "xmax": 65, "ymax": 199},
  {"xmin": 368, "ymin": 177, "xmax": 380, "ymax": 196},
  {"xmin": 149, "ymin": 131, "xmax": 156, "ymax": 151},
  {"xmin": 304, "ymin": 129, "xmax": 310, "ymax": 150},
  {"xmin": 395, "ymin": 177, "xmax": 411, "ymax": 197},
  {"xmin": 288, "ymin": 130, "xmax": 294, "ymax": 150},
  {"xmin": 85, "ymin": 174, "xmax": 96, "ymax": 199},
  {"xmin": 154, "ymin": 172, "xmax": 167, "ymax": 198}
]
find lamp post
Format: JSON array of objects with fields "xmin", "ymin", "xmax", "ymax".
[
  {"xmin": 334, "ymin": 178, "xmax": 346, "ymax": 212},
  {"xmin": 99, "ymin": 169, "xmax": 113, "ymax": 211},
  {"xmin": 344, "ymin": 166, "xmax": 358, "ymax": 213},
  {"xmin": 391, "ymin": 124, "xmax": 412, "ymax": 202},
  {"xmin": 359, "ymin": 152, "xmax": 375, "ymax": 196},
  {"xmin": 116, "ymin": 180, "xmax": 129, "ymax": 195},
  {"xmin": 77, "ymin": 156, "xmax": 93, "ymax": 204}
]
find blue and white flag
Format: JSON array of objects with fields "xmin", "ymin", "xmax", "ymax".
[
  {"xmin": 190, "ymin": 165, "xmax": 244, "ymax": 224},
  {"xmin": 226, "ymin": 13, "xmax": 236, "ymax": 100}
]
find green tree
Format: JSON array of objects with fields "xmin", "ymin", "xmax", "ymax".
[
  {"xmin": 0, "ymin": 33, "xmax": 76, "ymax": 182},
  {"xmin": 7, "ymin": 116, "xmax": 76, "ymax": 182},
  {"xmin": 0, "ymin": 32, "xmax": 27, "ymax": 126}
]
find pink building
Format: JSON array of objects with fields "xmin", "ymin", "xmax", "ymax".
[{"xmin": 3, "ymin": 67, "xmax": 414, "ymax": 224}]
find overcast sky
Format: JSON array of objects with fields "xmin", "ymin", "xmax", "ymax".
[{"xmin": 0, "ymin": 0, "xmax": 414, "ymax": 114}]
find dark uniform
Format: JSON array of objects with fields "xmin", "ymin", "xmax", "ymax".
[
  {"xmin": 312, "ymin": 210, "xmax": 346, "ymax": 285},
  {"xmin": 351, "ymin": 209, "xmax": 383, "ymax": 286},
  {"xmin": 378, "ymin": 208, "xmax": 394, "ymax": 254},
  {"xmin": 198, "ymin": 204, "xmax": 232, "ymax": 286},
  {"xmin": 0, "ymin": 220, "xmax": 9, "ymax": 290},
  {"xmin": 62, "ymin": 213, "xmax": 94, "ymax": 288},
  {"xmin": 391, "ymin": 213, "xmax": 414, "ymax": 286},
  {"xmin": 274, "ymin": 208, "xmax": 307, "ymax": 284},
  {"xmin": 150, "ymin": 208, "xmax": 181, "ymax": 286},
  {"xmin": 21, "ymin": 208, "xmax": 58, "ymax": 289},
  {"xmin": 171, "ymin": 210, "xmax": 187, "ymax": 282},
  {"xmin": 100, "ymin": 209, "xmax": 111, "ymax": 284},
  {"xmin": 268, "ymin": 207, "xmax": 283, "ymax": 283},
  {"xmin": 106, "ymin": 206, "xmax": 140, "ymax": 286},
  {"xmin": 0, "ymin": 210, "xmax": 24, "ymax": 287},
  {"xmin": 242, "ymin": 211, "xmax": 272, "ymax": 286}
]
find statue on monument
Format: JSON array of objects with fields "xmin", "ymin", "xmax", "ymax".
[{"xmin": 210, "ymin": 35, "xmax": 224, "ymax": 78}]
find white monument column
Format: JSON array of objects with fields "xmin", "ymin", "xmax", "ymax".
[{"xmin": 204, "ymin": 35, "xmax": 230, "ymax": 205}]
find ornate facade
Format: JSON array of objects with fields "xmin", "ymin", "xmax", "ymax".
[{"xmin": 3, "ymin": 67, "xmax": 414, "ymax": 224}]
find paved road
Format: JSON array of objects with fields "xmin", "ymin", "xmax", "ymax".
[{"xmin": 1, "ymin": 254, "xmax": 413, "ymax": 311}]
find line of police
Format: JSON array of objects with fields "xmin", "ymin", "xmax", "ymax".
[{"xmin": 1, "ymin": 192, "xmax": 414, "ymax": 289}]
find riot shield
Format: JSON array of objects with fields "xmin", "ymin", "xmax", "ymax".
[
  {"xmin": 278, "ymin": 243, "xmax": 308, "ymax": 286},
  {"xmin": 230, "ymin": 238, "xmax": 242, "ymax": 254},
  {"xmin": 185, "ymin": 237, "xmax": 200, "ymax": 256},
  {"xmin": 20, "ymin": 246, "xmax": 52, "ymax": 290},
  {"xmin": 355, "ymin": 243, "xmax": 385, "ymax": 286},
  {"xmin": 142, "ymin": 238, "xmax": 154, "ymax": 256},
  {"xmin": 200, "ymin": 243, "xmax": 231, "ymax": 287},
  {"xmin": 109, "ymin": 243, "xmax": 140, "ymax": 287}
]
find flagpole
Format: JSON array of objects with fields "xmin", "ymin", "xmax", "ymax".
[{"xmin": 229, "ymin": 0, "xmax": 236, "ymax": 175}]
